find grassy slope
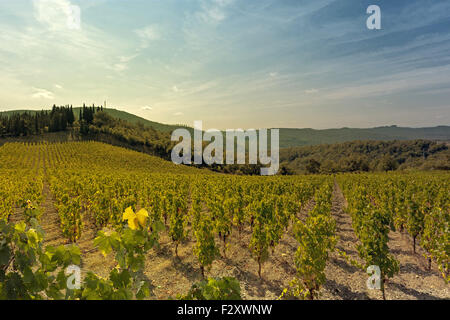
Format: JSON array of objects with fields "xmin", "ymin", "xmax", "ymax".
[{"xmin": 2, "ymin": 108, "xmax": 449, "ymax": 148}]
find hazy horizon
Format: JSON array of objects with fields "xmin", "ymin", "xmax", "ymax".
[
  {"xmin": 2, "ymin": 105, "xmax": 450, "ymax": 131},
  {"xmin": 1, "ymin": 0, "xmax": 450, "ymax": 129}
]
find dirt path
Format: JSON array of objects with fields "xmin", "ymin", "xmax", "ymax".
[
  {"xmin": 39, "ymin": 147, "xmax": 65, "ymax": 248},
  {"xmin": 40, "ymin": 182, "xmax": 66, "ymax": 247},
  {"xmin": 320, "ymin": 182, "xmax": 370, "ymax": 299}
]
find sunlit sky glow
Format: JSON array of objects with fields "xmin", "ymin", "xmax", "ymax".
[{"xmin": 1, "ymin": 0, "xmax": 449, "ymax": 129}]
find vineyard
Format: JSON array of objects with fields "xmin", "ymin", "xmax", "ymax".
[{"xmin": 0, "ymin": 141, "xmax": 448, "ymax": 300}]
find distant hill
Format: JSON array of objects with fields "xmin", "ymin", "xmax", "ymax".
[
  {"xmin": 280, "ymin": 139, "xmax": 450, "ymax": 174},
  {"xmin": 277, "ymin": 126, "xmax": 450, "ymax": 147},
  {"xmin": 1, "ymin": 108, "xmax": 449, "ymax": 148}
]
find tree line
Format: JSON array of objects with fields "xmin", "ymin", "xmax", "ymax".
[
  {"xmin": 0, "ymin": 104, "xmax": 105, "ymax": 138},
  {"xmin": 280, "ymin": 140, "xmax": 450, "ymax": 174},
  {"xmin": 0, "ymin": 105, "xmax": 76, "ymax": 137}
]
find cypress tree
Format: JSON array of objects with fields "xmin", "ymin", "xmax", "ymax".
[{"xmin": 68, "ymin": 106, "xmax": 75, "ymax": 125}]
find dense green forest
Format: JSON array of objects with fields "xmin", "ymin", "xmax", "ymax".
[
  {"xmin": 280, "ymin": 140, "xmax": 450, "ymax": 174},
  {"xmin": 0, "ymin": 107, "xmax": 188, "ymax": 134},
  {"xmin": 0, "ymin": 104, "xmax": 105, "ymax": 137},
  {"xmin": 0, "ymin": 105, "xmax": 75, "ymax": 136}
]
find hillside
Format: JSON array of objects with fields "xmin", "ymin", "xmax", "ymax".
[
  {"xmin": 0, "ymin": 107, "xmax": 184, "ymax": 133},
  {"xmin": 0, "ymin": 140, "xmax": 210, "ymax": 175},
  {"xmin": 278, "ymin": 126, "xmax": 450, "ymax": 147},
  {"xmin": 2, "ymin": 108, "xmax": 449, "ymax": 148},
  {"xmin": 280, "ymin": 140, "xmax": 450, "ymax": 174},
  {"xmin": 1, "ymin": 107, "xmax": 449, "ymax": 175}
]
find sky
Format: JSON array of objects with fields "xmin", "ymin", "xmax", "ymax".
[{"xmin": 0, "ymin": 0, "xmax": 449, "ymax": 129}]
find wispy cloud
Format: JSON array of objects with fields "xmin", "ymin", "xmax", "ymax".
[
  {"xmin": 0, "ymin": 0, "xmax": 130, "ymax": 106},
  {"xmin": 135, "ymin": 25, "xmax": 160, "ymax": 48},
  {"xmin": 31, "ymin": 87, "xmax": 54, "ymax": 99},
  {"xmin": 33, "ymin": 0, "xmax": 77, "ymax": 31},
  {"xmin": 305, "ymin": 88, "xmax": 319, "ymax": 94},
  {"xmin": 197, "ymin": 0, "xmax": 235, "ymax": 24},
  {"xmin": 110, "ymin": 63, "xmax": 128, "ymax": 72},
  {"xmin": 323, "ymin": 64, "xmax": 450, "ymax": 101},
  {"xmin": 171, "ymin": 81, "xmax": 218, "ymax": 97}
]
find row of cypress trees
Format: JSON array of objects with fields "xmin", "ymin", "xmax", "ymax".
[{"xmin": 0, "ymin": 104, "xmax": 104, "ymax": 137}]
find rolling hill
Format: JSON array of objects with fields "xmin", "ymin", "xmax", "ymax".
[
  {"xmin": 1, "ymin": 107, "xmax": 449, "ymax": 148},
  {"xmin": 0, "ymin": 107, "xmax": 183, "ymax": 133},
  {"xmin": 280, "ymin": 139, "xmax": 450, "ymax": 174},
  {"xmin": 277, "ymin": 126, "xmax": 450, "ymax": 147},
  {"xmin": 0, "ymin": 140, "xmax": 210, "ymax": 175}
]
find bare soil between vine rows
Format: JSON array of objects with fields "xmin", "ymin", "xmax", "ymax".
[{"xmin": 36, "ymin": 180, "xmax": 449, "ymax": 300}]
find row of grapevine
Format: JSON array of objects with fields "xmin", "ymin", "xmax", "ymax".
[
  {"xmin": 282, "ymin": 180, "xmax": 336, "ymax": 300},
  {"xmin": 338, "ymin": 172, "xmax": 449, "ymax": 294},
  {"xmin": 0, "ymin": 143, "xmax": 44, "ymax": 222}
]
